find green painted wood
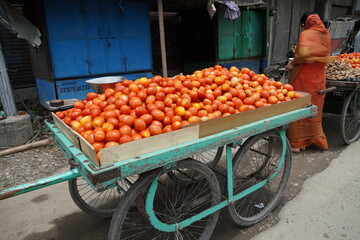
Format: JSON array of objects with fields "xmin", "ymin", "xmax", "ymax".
[
  {"xmin": 0, "ymin": 168, "xmax": 80, "ymax": 200},
  {"xmin": 217, "ymin": 9, "xmax": 266, "ymax": 60},
  {"xmin": 226, "ymin": 145, "xmax": 234, "ymax": 201},
  {"xmin": 218, "ymin": 13, "xmax": 236, "ymax": 60}
]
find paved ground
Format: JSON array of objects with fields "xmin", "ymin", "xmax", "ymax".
[
  {"xmin": 0, "ymin": 113, "xmax": 358, "ymax": 240},
  {"xmin": 250, "ymin": 139, "xmax": 360, "ymax": 240}
]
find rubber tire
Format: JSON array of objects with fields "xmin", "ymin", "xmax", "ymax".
[
  {"xmin": 192, "ymin": 146, "xmax": 224, "ymax": 168},
  {"xmin": 167, "ymin": 147, "xmax": 223, "ymax": 184},
  {"xmin": 340, "ymin": 90, "xmax": 360, "ymax": 144},
  {"xmin": 108, "ymin": 159, "xmax": 221, "ymax": 240},
  {"xmin": 227, "ymin": 130, "xmax": 292, "ymax": 226},
  {"xmin": 68, "ymin": 167, "xmax": 136, "ymax": 218}
]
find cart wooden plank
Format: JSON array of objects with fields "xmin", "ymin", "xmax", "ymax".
[
  {"xmin": 194, "ymin": 92, "xmax": 311, "ymax": 138},
  {"xmin": 100, "ymin": 125, "xmax": 199, "ymax": 166}
]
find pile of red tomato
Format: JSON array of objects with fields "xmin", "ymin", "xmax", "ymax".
[
  {"xmin": 55, "ymin": 65, "xmax": 300, "ymax": 163},
  {"xmin": 338, "ymin": 52, "xmax": 360, "ymax": 68}
]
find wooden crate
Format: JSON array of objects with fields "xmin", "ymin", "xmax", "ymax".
[{"xmin": 52, "ymin": 92, "xmax": 311, "ymax": 167}]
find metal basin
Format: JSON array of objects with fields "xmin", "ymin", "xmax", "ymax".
[{"xmin": 85, "ymin": 76, "xmax": 126, "ymax": 93}]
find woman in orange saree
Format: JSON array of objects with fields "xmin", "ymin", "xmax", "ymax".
[{"xmin": 286, "ymin": 13, "xmax": 336, "ymax": 153}]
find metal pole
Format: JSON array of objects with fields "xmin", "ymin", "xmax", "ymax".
[
  {"xmin": 157, "ymin": 0, "xmax": 168, "ymax": 78},
  {"xmin": 0, "ymin": 43, "xmax": 17, "ymax": 116}
]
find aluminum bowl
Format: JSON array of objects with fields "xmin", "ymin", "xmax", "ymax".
[{"xmin": 85, "ymin": 76, "xmax": 126, "ymax": 93}]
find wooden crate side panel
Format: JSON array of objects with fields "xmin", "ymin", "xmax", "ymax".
[
  {"xmin": 78, "ymin": 136, "xmax": 99, "ymax": 167},
  {"xmin": 196, "ymin": 93, "xmax": 311, "ymax": 138},
  {"xmin": 51, "ymin": 112, "xmax": 80, "ymax": 148},
  {"xmin": 100, "ymin": 125, "xmax": 199, "ymax": 166},
  {"xmin": 52, "ymin": 113, "xmax": 98, "ymax": 166}
]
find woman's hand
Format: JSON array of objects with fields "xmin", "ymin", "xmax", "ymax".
[{"xmin": 286, "ymin": 61, "xmax": 294, "ymax": 71}]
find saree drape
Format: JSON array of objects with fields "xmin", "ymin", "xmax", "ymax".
[{"xmin": 287, "ymin": 15, "xmax": 336, "ymax": 149}]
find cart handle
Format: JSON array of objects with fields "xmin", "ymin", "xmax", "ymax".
[
  {"xmin": 0, "ymin": 168, "xmax": 81, "ymax": 200},
  {"xmin": 318, "ymin": 87, "xmax": 337, "ymax": 95}
]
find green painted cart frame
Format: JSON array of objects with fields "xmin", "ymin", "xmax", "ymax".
[{"xmin": 0, "ymin": 105, "xmax": 317, "ymax": 239}]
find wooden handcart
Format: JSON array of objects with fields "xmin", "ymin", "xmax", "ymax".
[
  {"xmin": 324, "ymin": 79, "xmax": 360, "ymax": 144},
  {"xmin": 0, "ymin": 96, "xmax": 316, "ymax": 240}
]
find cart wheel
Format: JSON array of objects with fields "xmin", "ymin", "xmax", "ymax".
[
  {"xmin": 227, "ymin": 130, "xmax": 292, "ymax": 226},
  {"xmin": 340, "ymin": 90, "xmax": 360, "ymax": 144},
  {"xmin": 108, "ymin": 159, "xmax": 221, "ymax": 240},
  {"xmin": 192, "ymin": 146, "xmax": 224, "ymax": 168},
  {"xmin": 69, "ymin": 167, "xmax": 138, "ymax": 218},
  {"xmin": 167, "ymin": 147, "xmax": 223, "ymax": 184}
]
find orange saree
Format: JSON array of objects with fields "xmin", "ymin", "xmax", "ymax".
[{"xmin": 287, "ymin": 15, "xmax": 336, "ymax": 150}]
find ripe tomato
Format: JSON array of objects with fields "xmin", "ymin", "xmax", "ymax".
[
  {"xmin": 129, "ymin": 97, "xmax": 142, "ymax": 109},
  {"xmin": 151, "ymin": 109, "xmax": 165, "ymax": 121},
  {"xmin": 140, "ymin": 114, "xmax": 153, "ymax": 125},
  {"xmin": 175, "ymin": 106, "xmax": 186, "ymax": 116},
  {"xmin": 172, "ymin": 121, "xmax": 182, "ymax": 130},
  {"xmin": 128, "ymin": 83, "xmax": 139, "ymax": 93},
  {"xmin": 121, "ymin": 115, "xmax": 135, "ymax": 127},
  {"xmin": 79, "ymin": 115, "xmax": 92, "ymax": 125},
  {"xmin": 146, "ymin": 86, "xmax": 157, "ymax": 95},
  {"xmin": 154, "ymin": 101, "xmax": 165, "ymax": 111},
  {"xmin": 92, "ymin": 142, "xmax": 105, "ymax": 153},
  {"xmin": 188, "ymin": 116, "xmax": 201, "ymax": 123},
  {"xmin": 218, "ymin": 104, "xmax": 230, "ymax": 113},
  {"xmin": 283, "ymin": 83, "xmax": 294, "ymax": 91},
  {"xmin": 132, "ymin": 133, "xmax": 143, "ymax": 141},
  {"xmin": 243, "ymin": 97, "xmax": 255, "ymax": 105},
  {"xmin": 151, "ymin": 120, "xmax": 163, "ymax": 129},
  {"xmin": 119, "ymin": 125, "xmax": 132, "ymax": 136},
  {"xmin": 134, "ymin": 118, "xmax": 146, "ymax": 131},
  {"xmin": 239, "ymin": 105, "xmax": 250, "ymax": 112},
  {"xmin": 70, "ymin": 120, "xmax": 81, "ymax": 131},
  {"xmin": 254, "ymin": 100, "xmax": 265, "ymax": 108},
  {"xmin": 287, "ymin": 91, "xmax": 295, "ymax": 98},
  {"xmin": 94, "ymin": 129, "xmax": 106, "ymax": 142},
  {"xmin": 120, "ymin": 105, "xmax": 131, "ymax": 115},
  {"xmin": 70, "ymin": 109, "xmax": 82, "ymax": 120},
  {"xmin": 139, "ymin": 129, "xmax": 151, "ymax": 138},
  {"xmin": 268, "ymin": 96, "xmax": 279, "ymax": 104},
  {"xmin": 120, "ymin": 135, "xmax": 133, "ymax": 144},
  {"xmin": 92, "ymin": 116, "xmax": 105, "ymax": 128},
  {"xmin": 105, "ymin": 141, "xmax": 119, "ymax": 148},
  {"xmin": 74, "ymin": 101, "xmax": 85, "ymax": 110},
  {"xmin": 149, "ymin": 124, "xmax": 162, "ymax": 135},
  {"xmin": 86, "ymin": 92, "xmax": 98, "ymax": 101},
  {"xmin": 135, "ymin": 106, "xmax": 148, "ymax": 117},
  {"xmin": 104, "ymin": 129, "xmax": 120, "ymax": 142},
  {"xmin": 103, "ymin": 110, "xmax": 117, "ymax": 120},
  {"xmin": 101, "ymin": 122, "xmax": 114, "ymax": 132},
  {"xmin": 83, "ymin": 121, "xmax": 93, "ymax": 131},
  {"xmin": 107, "ymin": 117, "xmax": 119, "ymax": 128},
  {"xmin": 162, "ymin": 125, "xmax": 173, "ymax": 133}
]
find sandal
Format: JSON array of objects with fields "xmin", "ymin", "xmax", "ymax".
[{"xmin": 291, "ymin": 148, "xmax": 300, "ymax": 153}]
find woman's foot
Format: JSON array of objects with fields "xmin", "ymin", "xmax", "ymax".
[{"xmin": 291, "ymin": 148, "xmax": 300, "ymax": 153}]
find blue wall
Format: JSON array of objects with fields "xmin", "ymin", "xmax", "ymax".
[{"xmin": 43, "ymin": 0, "xmax": 152, "ymax": 79}]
